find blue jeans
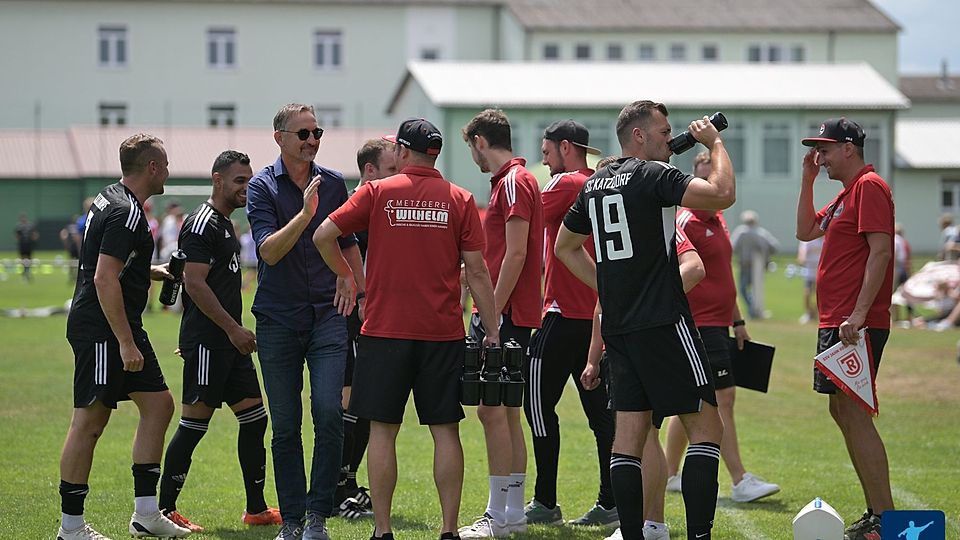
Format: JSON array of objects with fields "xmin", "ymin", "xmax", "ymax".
[{"xmin": 256, "ymin": 314, "xmax": 346, "ymax": 522}]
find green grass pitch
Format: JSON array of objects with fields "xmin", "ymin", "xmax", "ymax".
[{"xmin": 0, "ymin": 253, "xmax": 957, "ymax": 539}]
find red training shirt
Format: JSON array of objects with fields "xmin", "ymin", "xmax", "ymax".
[
  {"xmin": 328, "ymin": 165, "xmax": 485, "ymax": 341},
  {"xmin": 815, "ymin": 165, "xmax": 894, "ymax": 330},
  {"xmin": 542, "ymin": 169, "xmax": 597, "ymax": 320},
  {"xmin": 677, "ymin": 208, "xmax": 737, "ymax": 327},
  {"xmin": 481, "ymin": 157, "xmax": 544, "ymax": 329}
]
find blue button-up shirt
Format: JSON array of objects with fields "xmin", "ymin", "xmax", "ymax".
[{"xmin": 247, "ymin": 156, "xmax": 356, "ymax": 331}]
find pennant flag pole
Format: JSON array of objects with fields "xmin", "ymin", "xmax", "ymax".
[{"xmin": 814, "ymin": 329, "xmax": 879, "ymax": 416}]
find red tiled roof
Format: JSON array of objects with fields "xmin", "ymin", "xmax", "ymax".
[{"xmin": 0, "ymin": 126, "xmax": 391, "ymax": 179}]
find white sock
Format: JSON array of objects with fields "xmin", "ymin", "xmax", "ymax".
[
  {"xmin": 61, "ymin": 513, "xmax": 84, "ymax": 531},
  {"xmin": 505, "ymin": 473, "xmax": 526, "ymax": 523},
  {"xmin": 644, "ymin": 520, "xmax": 667, "ymax": 529},
  {"xmin": 134, "ymin": 496, "xmax": 159, "ymax": 516},
  {"xmin": 485, "ymin": 475, "xmax": 510, "ymax": 525}
]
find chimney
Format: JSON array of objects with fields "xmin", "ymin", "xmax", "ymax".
[{"xmin": 937, "ymin": 58, "xmax": 954, "ymax": 91}]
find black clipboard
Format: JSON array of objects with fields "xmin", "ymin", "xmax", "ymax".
[{"xmin": 727, "ymin": 338, "xmax": 775, "ymax": 393}]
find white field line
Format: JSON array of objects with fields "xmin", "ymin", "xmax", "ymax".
[{"xmin": 716, "ymin": 503, "xmax": 774, "ymax": 540}]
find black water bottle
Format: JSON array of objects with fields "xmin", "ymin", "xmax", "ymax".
[
  {"xmin": 481, "ymin": 344, "xmax": 503, "ymax": 406},
  {"xmin": 668, "ymin": 112, "xmax": 729, "ymax": 155},
  {"xmin": 501, "ymin": 339, "xmax": 525, "ymax": 407},
  {"xmin": 159, "ymin": 250, "xmax": 187, "ymax": 306},
  {"xmin": 461, "ymin": 338, "xmax": 482, "ymax": 406}
]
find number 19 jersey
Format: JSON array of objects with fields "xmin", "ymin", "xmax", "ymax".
[{"xmin": 563, "ymin": 157, "xmax": 693, "ymax": 336}]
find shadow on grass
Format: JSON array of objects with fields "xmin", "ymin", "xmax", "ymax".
[
  {"xmin": 717, "ymin": 496, "xmax": 791, "ymax": 513},
  {"xmin": 202, "ymin": 526, "xmax": 283, "ymax": 539},
  {"xmin": 512, "ymin": 524, "xmax": 618, "ymax": 539}
]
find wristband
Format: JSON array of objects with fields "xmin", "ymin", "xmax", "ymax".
[{"xmin": 732, "ymin": 319, "xmax": 745, "ymax": 327}]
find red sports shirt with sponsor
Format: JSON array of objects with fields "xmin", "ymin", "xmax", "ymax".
[
  {"xmin": 482, "ymin": 157, "xmax": 544, "ymax": 329},
  {"xmin": 815, "ymin": 165, "xmax": 894, "ymax": 329},
  {"xmin": 542, "ymin": 169, "xmax": 597, "ymax": 320},
  {"xmin": 328, "ymin": 165, "xmax": 485, "ymax": 341},
  {"xmin": 677, "ymin": 208, "xmax": 736, "ymax": 327}
]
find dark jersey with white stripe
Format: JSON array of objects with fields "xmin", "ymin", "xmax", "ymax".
[
  {"xmin": 563, "ymin": 157, "xmax": 693, "ymax": 336},
  {"xmin": 178, "ymin": 202, "xmax": 242, "ymax": 349},
  {"xmin": 67, "ymin": 182, "xmax": 154, "ymax": 341},
  {"xmin": 348, "ymin": 189, "xmax": 369, "ymax": 260}
]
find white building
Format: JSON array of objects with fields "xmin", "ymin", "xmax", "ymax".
[{"xmin": 0, "ymin": 0, "xmax": 899, "ymax": 130}]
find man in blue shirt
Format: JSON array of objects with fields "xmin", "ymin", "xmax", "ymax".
[{"xmin": 247, "ymin": 103, "xmax": 364, "ymax": 540}]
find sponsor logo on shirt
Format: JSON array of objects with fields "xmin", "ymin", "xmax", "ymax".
[
  {"xmin": 833, "ymin": 202, "xmax": 844, "ymax": 219},
  {"xmin": 705, "ymin": 229, "xmax": 715, "ymax": 237},
  {"xmin": 384, "ymin": 199, "xmax": 450, "ymax": 229}
]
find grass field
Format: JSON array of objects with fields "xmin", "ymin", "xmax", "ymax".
[{"xmin": 1, "ymin": 253, "xmax": 958, "ymax": 539}]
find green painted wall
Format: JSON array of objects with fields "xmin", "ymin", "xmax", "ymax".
[
  {"xmin": 424, "ymin": 105, "xmax": 896, "ymax": 252},
  {"xmin": 894, "ymin": 169, "xmax": 957, "ymax": 254},
  {"xmin": 898, "ymin": 103, "xmax": 960, "ymax": 119}
]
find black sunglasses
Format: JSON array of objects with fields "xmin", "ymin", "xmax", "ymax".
[{"xmin": 278, "ymin": 127, "xmax": 324, "ymax": 141}]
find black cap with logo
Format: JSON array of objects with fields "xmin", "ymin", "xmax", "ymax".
[
  {"xmin": 801, "ymin": 117, "xmax": 866, "ymax": 147},
  {"xmin": 543, "ymin": 119, "xmax": 602, "ymax": 155},
  {"xmin": 384, "ymin": 118, "xmax": 443, "ymax": 156}
]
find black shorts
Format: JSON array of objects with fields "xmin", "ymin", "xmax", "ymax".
[
  {"xmin": 180, "ymin": 344, "xmax": 262, "ymax": 408},
  {"xmin": 70, "ymin": 332, "xmax": 168, "ymax": 409},
  {"xmin": 602, "ymin": 316, "xmax": 717, "ymax": 428},
  {"xmin": 344, "ymin": 309, "xmax": 362, "ymax": 387},
  {"xmin": 349, "ymin": 336, "xmax": 465, "ymax": 425},
  {"xmin": 699, "ymin": 326, "xmax": 734, "ymax": 390},
  {"xmin": 468, "ymin": 312, "xmax": 533, "ymax": 353},
  {"xmin": 814, "ymin": 328, "xmax": 889, "ymax": 394}
]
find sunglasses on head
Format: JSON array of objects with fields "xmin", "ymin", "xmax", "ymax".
[{"xmin": 279, "ymin": 127, "xmax": 324, "ymax": 141}]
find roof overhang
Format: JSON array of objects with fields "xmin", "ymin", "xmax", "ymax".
[
  {"xmin": 896, "ymin": 120, "xmax": 960, "ymax": 169},
  {"xmin": 389, "ymin": 61, "xmax": 910, "ymax": 111}
]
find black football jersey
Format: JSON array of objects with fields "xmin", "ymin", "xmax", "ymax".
[
  {"xmin": 563, "ymin": 157, "xmax": 693, "ymax": 336},
  {"xmin": 178, "ymin": 202, "xmax": 243, "ymax": 349},
  {"xmin": 67, "ymin": 182, "xmax": 154, "ymax": 340},
  {"xmin": 348, "ymin": 188, "xmax": 369, "ymax": 260}
]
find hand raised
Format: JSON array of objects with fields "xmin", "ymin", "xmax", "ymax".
[
  {"xmin": 802, "ymin": 148, "xmax": 820, "ymax": 183},
  {"xmin": 690, "ymin": 115, "xmax": 720, "ymax": 147},
  {"xmin": 301, "ymin": 175, "xmax": 323, "ymax": 219}
]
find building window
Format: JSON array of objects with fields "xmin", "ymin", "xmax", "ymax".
[
  {"xmin": 701, "ymin": 44, "xmax": 718, "ymax": 62},
  {"xmin": 208, "ymin": 104, "xmax": 236, "ymax": 128},
  {"xmin": 420, "ymin": 48, "xmax": 440, "ymax": 61},
  {"xmin": 747, "ymin": 44, "xmax": 762, "ymax": 62},
  {"xmin": 543, "ymin": 43, "xmax": 559, "ymax": 60},
  {"xmin": 583, "ymin": 122, "xmax": 611, "ymax": 156},
  {"xmin": 638, "ymin": 43, "xmax": 656, "ymax": 61},
  {"xmin": 942, "ymin": 180, "xmax": 960, "ymax": 216},
  {"xmin": 669, "ymin": 43, "xmax": 686, "ymax": 61},
  {"xmin": 98, "ymin": 26, "xmax": 127, "ymax": 67},
  {"xmin": 314, "ymin": 30, "xmax": 342, "ymax": 70},
  {"xmin": 99, "ymin": 103, "xmax": 127, "ymax": 126},
  {"xmin": 315, "ymin": 106, "xmax": 342, "ymax": 128},
  {"xmin": 790, "ymin": 45, "xmax": 805, "ymax": 63},
  {"xmin": 607, "ymin": 43, "xmax": 623, "ymax": 61},
  {"xmin": 724, "ymin": 123, "xmax": 746, "ymax": 175},
  {"xmin": 768, "ymin": 45, "xmax": 783, "ymax": 63},
  {"xmin": 207, "ymin": 28, "xmax": 236, "ymax": 68},
  {"xmin": 575, "ymin": 43, "xmax": 591, "ymax": 61},
  {"xmin": 762, "ymin": 122, "xmax": 791, "ymax": 175}
]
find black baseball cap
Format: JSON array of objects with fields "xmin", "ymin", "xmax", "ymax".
[
  {"xmin": 801, "ymin": 117, "xmax": 866, "ymax": 147},
  {"xmin": 384, "ymin": 118, "xmax": 442, "ymax": 156},
  {"xmin": 543, "ymin": 120, "xmax": 602, "ymax": 155}
]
